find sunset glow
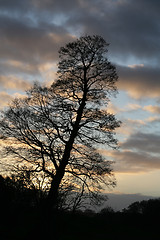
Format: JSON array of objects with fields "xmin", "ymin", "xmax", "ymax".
[{"xmin": 0, "ymin": 0, "xmax": 160, "ymax": 209}]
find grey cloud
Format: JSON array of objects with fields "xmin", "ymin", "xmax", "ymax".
[
  {"xmin": 117, "ymin": 65, "xmax": 160, "ymax": 99},
  {"xmin": 0, "ymin": 15, "xmax": 73, "ymax": 65},
  {"xmin": 113, "ymin": 150, "xmax": 160, "ymax": 173},
  {"xmin": 0, "ymin": 61, "xmax": 39, "ymax": 76},
  {"xmin": 122, "ymin": 132, "xmax": 160, "ymax": 154},
  {"xmin": 0, "ymin": 0, "xmax": 159, "ymax": 65},
  {"xmin": 0, "ymin": 0, "xmax": 159, "ymax": 96},
  {"xmin": 111, "ymin": 131, "xmax": 160, "ymax": 173},
  {"xmin": 63, "ymin": 0, "xmax": 160, "ymax": 63},
  {"xmin": 109, "ymin": 0, "xmax": 160, "ymax": 61},
  {"xmin": 31, "ymin": 0, "xmax": 81, "ymax": 13},
  {"xmin": 0, "ymin": 0, "xmax": 32, "ymax": 13}
]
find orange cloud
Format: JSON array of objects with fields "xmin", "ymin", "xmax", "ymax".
[
  {"xmin": 0, "ymin": 75, "xmax": 31, "ymax": 90},
  {"xmin": 107, "ymin": 102, "xmax": 120, "ymax": 114},
  {"xmin": 146, "ymin": 116, "xmax": 160, "ymax": 123},
  {"xmin": 128, "ymin": 64, "xmax": 144, "ymax": 69},
  {"xmin": 0, "ymin": 92, "xmax": 12, "ymax": 107},
  {"xmin": 38, "ymin": 62, "xmax": 58, "ymax": 86},
  {"xmin": 0, "ymin": 91, "xmax": 26, "ymax": 108},
  {"xmin": 143, "ymin": 105, "xmax": 160, "ymax": 114},
  {"xmin": 125, "ymin": 103, "xmax": 141, "ymax": 111},
  {"xmin": 6, "ymin": 60, "xmax": 38, "ymax": 74}
]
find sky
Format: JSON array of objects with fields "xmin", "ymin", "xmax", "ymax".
[{"xmin": 0, "ymin": 0, "xmax": 160, "ymax": 208}]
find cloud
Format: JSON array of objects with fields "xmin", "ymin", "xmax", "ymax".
[
  {"xmin": 144, "ymin": 105, "xmax": 160, "ymax": 114},
  {"xmin": 61, "ymin": 0, "xmax": 160, "ymax": 63},
  {"xmin": 124, "ymin": 103, "xmax": 142, "ymax": 112},
  {"xmin": 0, "ymin": 15, "xmax": 74, "ymax": 65},
  {"xmin": 38, "ymin": 62, "xmax": 58, "ymax": 86},
  {"xmin": 100, "ymin": 147, "xmax": 160, "ymax": 173},
  {"xmin": 117, "ymin": 65, "xmax": 160, "ymax": 99},
  {"xmin": 0, "ymin": 75, "xmax": 31, "ymax": 91},
  {"xmin": 1, "ymin": 0, "xmax": 159, "ymax": 64},
  {"xmin": 0, "ymin": 92, "xmax": 12, "ymax": 107},
  {"xmin": 0, "ymin": 0, "xmax": 32, "ymax": 16},
  {"xmin": 146, "ymin": 116, "xmax": 160, "ymax": 124},
  {"xmin": 100, "ymin": 130, "xmax": 160, "ymax": 173},
  {"xmin": 107, "ymin": 102, "xmax": 120, "ymax": 114},
  {"xmin": 122, "ymin": 132, "xmax": 160, "ymax": 154},
  {"xmin": 116, "ymin": 118, "xmax": 146, "ymax": 137},
  {"xmin": 0, "ymin": 60, "xmax": 39, "ymax": 76},
  {"xmin": 0, "ymin": 91, "xmax": 26, "ymax": 108},
  {"xmin": 115, "ymin": 131, "xmax": 160, "ymax": 173},
  {"xmin": 0, "ymin": 0, "xmax": 159, "ymax": 99},
  {"xmin": 113, "ymin": 150, "xmax": 160, "ymax": 173},
  {"xmin": 31, "ymin": 0, "xmax": 81, "ymax": 13},
  {"xmin": 128, "ymin": 64, "xmax": 144, "ymax": 69}
]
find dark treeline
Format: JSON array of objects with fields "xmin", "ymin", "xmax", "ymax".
[{"xmin": 1, "ymin": 174, "xmax": 160, "ymax": 240}]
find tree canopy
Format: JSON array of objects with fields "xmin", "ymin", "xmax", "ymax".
[{"xmin": 0, "ymin": 35, "xmax": 121, "ymax": 209}]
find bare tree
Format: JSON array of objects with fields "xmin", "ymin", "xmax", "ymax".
[{"xmin": 0, "ymin": 35, "xmax": 121, "ymax": 209}]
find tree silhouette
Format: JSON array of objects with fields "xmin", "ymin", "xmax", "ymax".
[
  {"xmin": 0, "ymin": 35, "xmax": 121, "ymax": 209},
  {"xmin": 124, "ymin": 198, "xmax": 160, "ymax": 216}
]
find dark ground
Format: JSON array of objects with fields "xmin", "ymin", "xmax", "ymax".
[
  {"xmin": 1, "ymin": 175, "xmax": 160, "ymax": 240},
  {"xmin": 1, "ymin": 206, "xmax": 160, "ymax": 240}
]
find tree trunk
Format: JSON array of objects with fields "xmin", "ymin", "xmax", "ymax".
[
  {"xmin": 41, "ymin": 78, "xmax": 88, "ymax": 238},
  {"xmin": 47, "ymin": 168, "xmax": 65, "ymax": 210},
  {"xmin": 46, "ymin": 88, "xmax": 87, "ymax": 209}
]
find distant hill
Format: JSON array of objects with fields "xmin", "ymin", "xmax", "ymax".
[{"xmin": 97, "ymin": 193, "xmax": 155, "ymax": 211}]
